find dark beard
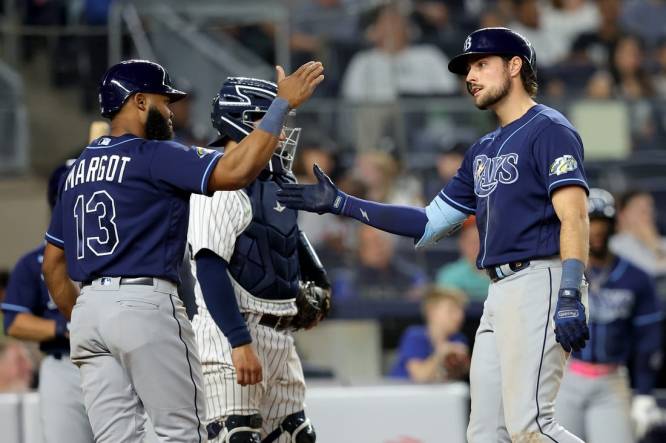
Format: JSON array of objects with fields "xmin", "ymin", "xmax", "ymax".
[
  {"xmin": 471, "ymin": 74, "xmax": 511, "ymax": 110},
  {"xmin": 145, "ymin": 107, "xmax": 173, "ymax": 140}
]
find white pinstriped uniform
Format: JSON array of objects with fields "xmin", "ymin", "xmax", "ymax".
[{"xmin": 188, "ymin": 189, "xmax": 306, "ymax": 442}]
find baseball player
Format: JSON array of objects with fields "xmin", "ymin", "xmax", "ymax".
[
  {"xmin": 1, "ymin": 163, "xmax": 94, "ymax": 443},
  {"xmin": 41, "ymin": 59, "xmax": 324, "ymax": 442},
  {"xmin": 277, "ymin": 27, "xmax": 590, "ymax": 442},
  {"xmin": 556, "ymin": 188, "xmax": 664, "ymax": 443},
  {"xmin": 188, "ymin": 77, "xmax": 331, "ymax": 443}
]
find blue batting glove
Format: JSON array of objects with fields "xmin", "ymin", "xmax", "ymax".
[
  {"xmin": 276, "ymin": 164, "xmax": 347, "ymax": 215},
  {"xmin": 553, "ymin": 288, "xmax": 589, "ymax": 353}
]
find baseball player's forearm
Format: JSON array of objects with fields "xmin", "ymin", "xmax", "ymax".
[
  {"xmin": 6, "ymin": 313, "xmax": 61, "ymax": 342},
  {"xmin": 42, "ymin": 243, "xmax": 79, "ymax": 320},
  {"xmin": 553, "ymin": 186, "xmax": 589, "ymax": 266},
  {"xmin": 194, "ymin": 249, "xmax": 252, "ymax": 348},
  {"xmin": 340, "ymin": 196, "xmax": 428, "ymax": 238}
]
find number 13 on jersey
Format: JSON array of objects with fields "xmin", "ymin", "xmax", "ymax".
[{"xmin": 73, "ymin": 190, "xmax": 120, "ymax": 259}]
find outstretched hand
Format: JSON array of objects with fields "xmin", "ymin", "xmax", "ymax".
[
  {"xmin": 276, "ymin": 62, "xmax": 325, "ymax": 109},
  {"xmin": 276, "ymin": 164, "xmax": 346, "ymax": 215}
]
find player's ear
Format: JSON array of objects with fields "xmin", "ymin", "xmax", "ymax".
[
  {"xmin": 509, "ymin": 56, "xmax": 522, "ymax": 78},
  {"xmin": 133, "ymin": 93, "xmax": 148, "ymax": 112}
]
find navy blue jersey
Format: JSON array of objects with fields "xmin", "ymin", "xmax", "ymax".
[
  {"xmin": 441, "ymin": 104, "xmax": 589, "ymax": 268},
  {"xmin": 1, "ymin": 244, "xmax": 69, "ymax": 355},
  {"xmin": 576, "ymin": 258, "xmax": 663, "ymax": 366},
  {"xmin": 45, "ymin": 135, "xmax": 221, "ymax": 283}
]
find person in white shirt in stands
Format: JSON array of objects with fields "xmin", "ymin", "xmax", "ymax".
[
  {"xmin": 341, "ymin": 2, "xmax": 457, "ymax": 101},
  {"xmin": 610, "ymin": 189, "xmax": 666, "ymax": 277}
]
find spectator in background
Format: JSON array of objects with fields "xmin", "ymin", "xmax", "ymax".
[
  {"xmin": 621, "ymin": 0, "xmax": 666, "ymax": 49},
  {"xmin": 541, "ymin": 0, "xmax": 600, "ymax": 65},
  {"xmin": 609, "ymin": 34, "xmax": 661, "ymax": 149},
  {"xmin": 652, "ymin": 38, "xmax": 666, "ymax": 97},
  {"xmin": 341, "ymin": 1, "xmax": 457, "ymax": 101},
  {"xmin": 390, "ymin": 287, "xmax": 469, "ymax": 382},
  {"xmin": 352, "ymin": 150, "xmax": 423, "ymax": 206},
  {"xmin": 289, "ymin": 0, "xmax": 359, "ymax": 95},
  {"xmin": 333, "ymin": 224, "xmax": 427, "ymax": 300},
  {"xmin": 611, "ymin": 190, "xmax": 666, "ymax": 277},
  {"xmin": 410, "ymin": 1, "xmax": 466, "ymax": 57},
  {"xmin": 509, "ymin": 0, "xmax": 569, "ymax": 68},
  {"xmin": 436, "ymin": 217, "xmax": 490, "ymax": 303},
  {"xmin": 0, "ymin": 337, "xmax": 34, "ymax": 393},
  {"xmin": 571, "ymin": 0, "xmax": 622, "ymax": 70},
  {"xmin": 611, "ymin": 34, "xmax": 654, "ymax": 100}
]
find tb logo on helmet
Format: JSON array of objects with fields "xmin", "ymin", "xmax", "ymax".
[{"xmin": 463, "ymin": 36, "xmax": 472, "ymax": 52}]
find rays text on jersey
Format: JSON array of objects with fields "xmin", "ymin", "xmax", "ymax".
[{"xmin": 64, "ymin": 155, "xmax": 132, "ymax": 191}]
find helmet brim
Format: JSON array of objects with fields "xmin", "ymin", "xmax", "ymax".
[
  {"xmin": 164, "ymin": 88, "xmax": 187, "ymax": 103},
  {"xmin": 448, "ymin": 51, "xmax": 510, "ymax": 75}
]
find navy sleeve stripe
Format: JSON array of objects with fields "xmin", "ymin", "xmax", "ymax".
[
  {"xmin": 0, "ymin": 303, "xmax": 31, "ymax": 313},
  {"xmin": 45, "ymin": 232, "xmax": 64, "ymax": 246},
  {"xmin": 439, "ymin": 191, "xmax": 476, "ymax": 213},
  {"xmin": 634, "ymin": 312, "xmax": 664, "ymax": 327},
  {"xmin": 200, "ymin": 152, "xmax": 223, "ymax": 194},
  {"xmin": 548, "ymin": 178, "xmax": 589, "ymax": 193}
]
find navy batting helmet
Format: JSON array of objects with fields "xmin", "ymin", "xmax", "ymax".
[
  {"xmin": 98, "ymin": 60, "xmax": 187, "ymax": 118},
  {"xmin": 588, "ymin": 188, "xmax": 616, "ymax": 220},
  {"xmin": 210, "ymin": 77, "xmax": 301, "ymax": 175},
  {"xmin": 448, "ymin": 27, "xmax": 537, "ymax": 76}
]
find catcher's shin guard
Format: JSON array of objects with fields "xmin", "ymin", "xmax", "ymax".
[
  {"xmin": 207, "ymin": 414, "xmax": 263, "ymax": 443},
  {"xmin": 262, "ymin": 410, "xmax": 316, "ymax": 443}
]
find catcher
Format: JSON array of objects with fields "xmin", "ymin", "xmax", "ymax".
[{"xmin": 188, "ymin": 77, "xmax": 331, "ymax": 443}]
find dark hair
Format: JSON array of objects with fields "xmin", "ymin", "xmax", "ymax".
[
  {"xmin": 502, "ymin": 55, "xmax": 538, "ymax": 97},
  {"xmin": 617, "ymin": 189, "xmax": 652, "ymax": 211}
]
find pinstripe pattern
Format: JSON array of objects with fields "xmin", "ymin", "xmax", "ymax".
[
  {"xmin": 194, "ymin": 311, "xmax": 306, "ymax": 439},
  {"xmin": 188, "ymin": 189, "xmax": 305, "ymax": 441},
  {"xmin": 189, "ymin": 191, "xmax": 298, "ymax": 317}
]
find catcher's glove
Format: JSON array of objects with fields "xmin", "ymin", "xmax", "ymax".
[{"xmin": 290, "ymin": 281, "xmax": 331, "ymax": 331}]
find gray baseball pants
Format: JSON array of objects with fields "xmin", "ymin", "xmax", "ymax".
[
  {"xmin": 69, "ymin": 277, "xmax": 207, "ymax": 442},
  {"xmin": 467, "ymin": 258, "xmax": 587, "ymax": 443},
  {"xmin": 556, "ymin": 364, "xmax": 634, "ymax": 443},
  {"xmin": 39, "ymin": 355, "xmax": 94, "ymax": 443}
]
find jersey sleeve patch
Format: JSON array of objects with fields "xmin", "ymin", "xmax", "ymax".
[{"xmin": 549, "ymin": 155, "xmax": 578, "ymax": 176}]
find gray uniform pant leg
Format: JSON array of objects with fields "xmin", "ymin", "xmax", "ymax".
[
  {"xmin": 39, "ymin": 355, "xmax": 94, "ymax": 443},
  {"xmin": 467, "ymin": 302, "xmax": 511, "ymax": 443},
  {"xmin": 557, "ymin": 367, "xmax": 634, "ymax": 443},
  {"xmin": 70, "ymin": 278, "xmax": 207, "ymax": 443},
  {"xmin": 469, "ymin": 259, "xmax": 586, "ymax": 443}
]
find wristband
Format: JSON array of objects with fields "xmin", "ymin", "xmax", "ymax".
[
  {"xmin": 560, "ymin": 258, "xmax": 585, "ymax": 291},
  {"xmin": 258, "ymin": 97, "xmax": 289, "ymax": 136},
  {"xmin": 55, "ymin": 318, "xmax": 69, "ymax": 338}
]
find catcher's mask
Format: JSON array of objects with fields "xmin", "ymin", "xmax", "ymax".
[{"xmin": 210, "ymin": 76, "xmax": 301, "ymax": 177}]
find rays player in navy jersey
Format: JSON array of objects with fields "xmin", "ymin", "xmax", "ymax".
[
  {"xmin": 556, "ymin": 188, "xmax": 664, "ymax": 443},
  {"xmin": 2, "ymin": 163, "xmax": 94, "ymax": 443},
  {"xmin": 41, "ymin": 59, "xmax": 324, "ymax": 442},
  {"xmin": 277, "ymin": 27, "xmax": 590, "ymax": 442},
  {"xmin": 188, "ymin": 77, "xmax": 330, "ymax": 443}
]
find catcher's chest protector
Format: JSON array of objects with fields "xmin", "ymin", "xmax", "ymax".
[{"xmin": 229, "ymin": 179, "xmax": 301, "ymax": 301}]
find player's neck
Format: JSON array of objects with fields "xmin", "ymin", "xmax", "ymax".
[
  {"xmin": 493, "ymin": 91, "xmax": 537, "ymax": 128},
  {"xmin": 109, "ymin": 116, "xmax": 146, "ymax": 139}
]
